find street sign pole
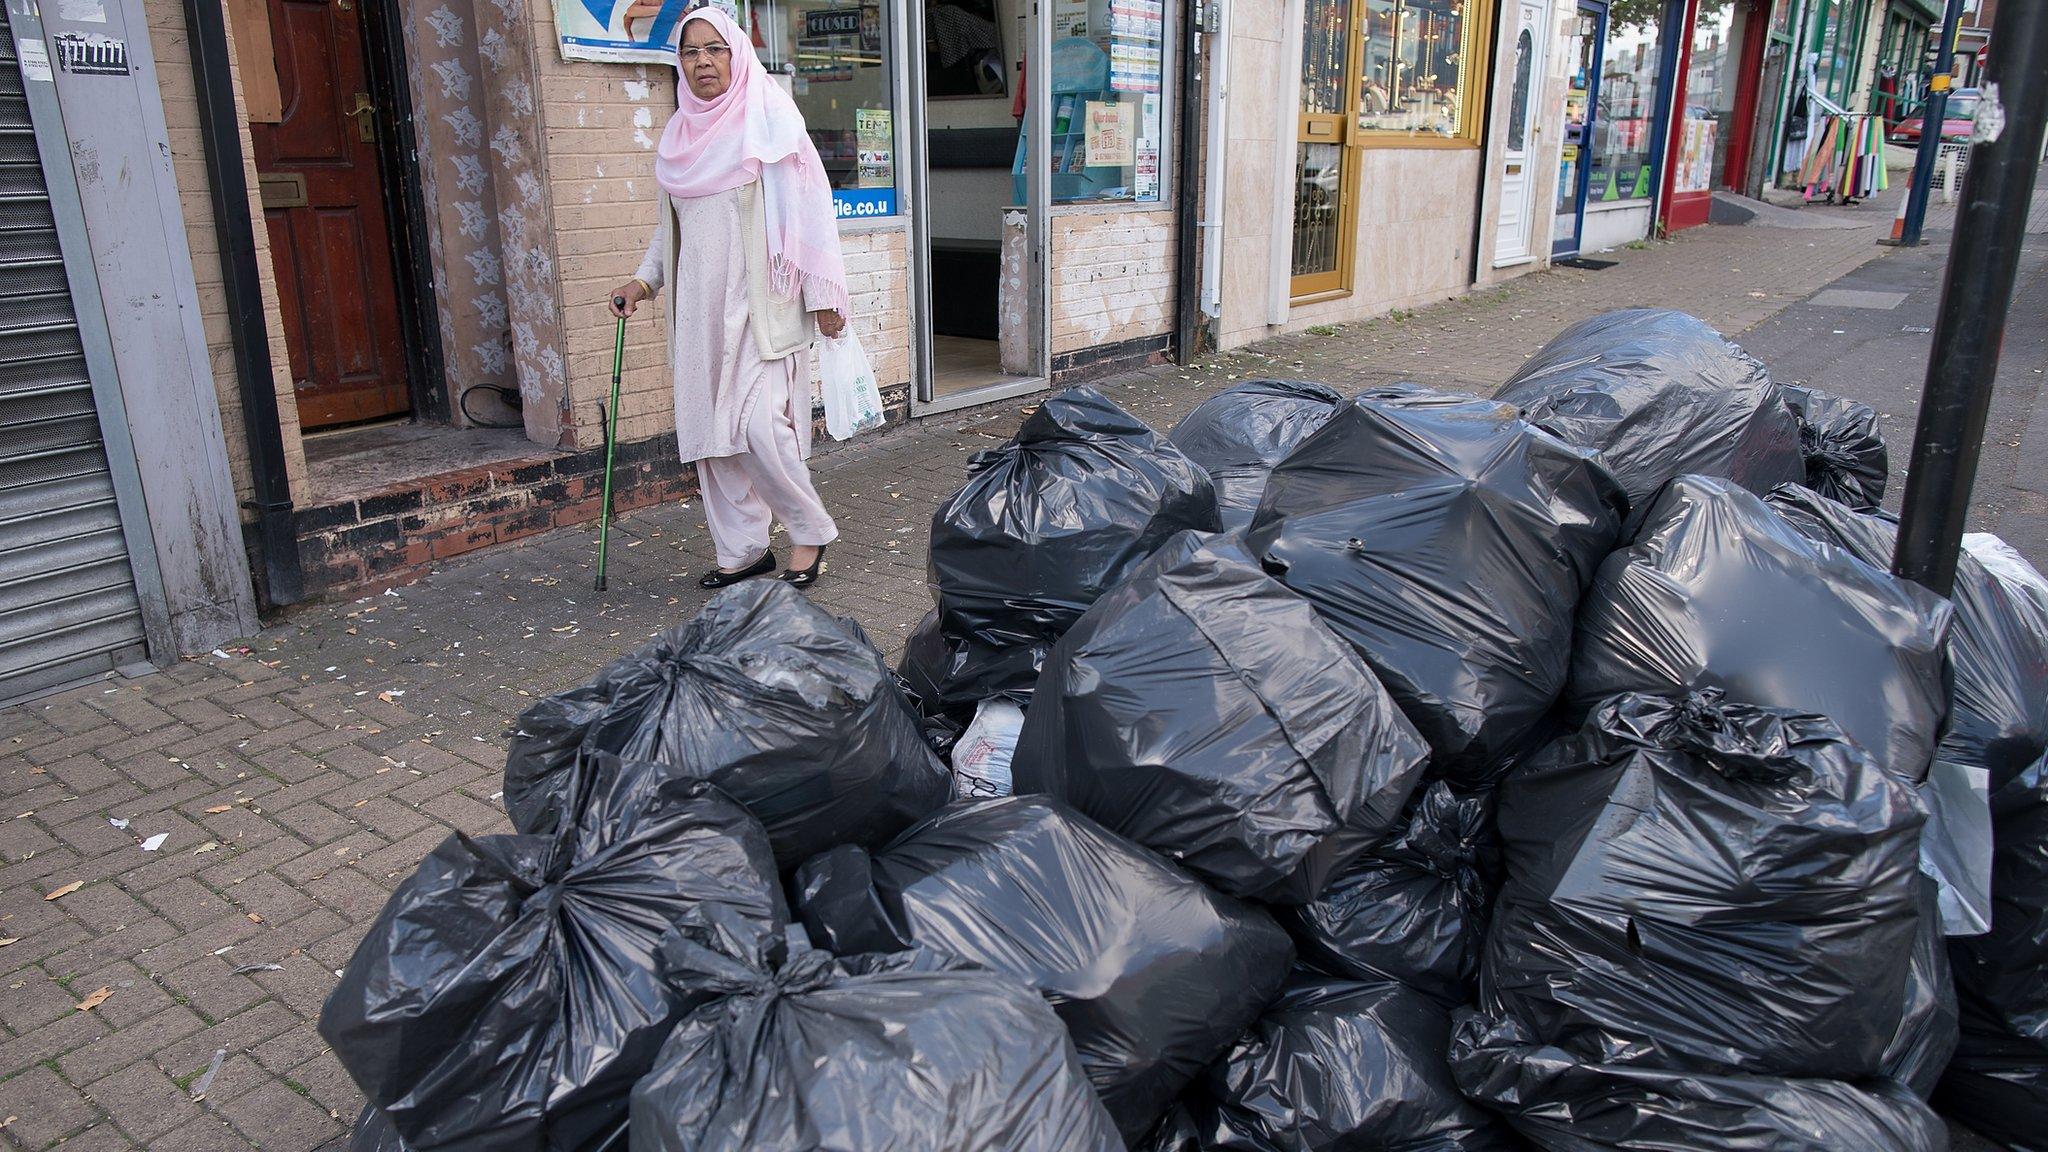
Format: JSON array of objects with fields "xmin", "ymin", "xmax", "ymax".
[
  {"xmin": 1894, "ymin": 0, "xmax": 1968, "ymax": 248},
  {"xmin": 1892, "ymin": 0, "xmax": 2048, "ymax": 597}
]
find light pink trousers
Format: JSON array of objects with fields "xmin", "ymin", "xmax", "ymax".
[{"xmin": 695, "ymin": 364, "xmax": 839, "ymax": 570}]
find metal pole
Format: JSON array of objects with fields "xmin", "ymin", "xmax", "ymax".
[
  {"xmin": 1895, "ymin": 0, "xmax": 1967, "ymax": 247},
  {"xmin": 1892, "ymin": 0, "xmax": 2048, "ymax": 597},
  {"xmin": 595, "ymin": 309, "xmax": 627, "ymax": 593}
]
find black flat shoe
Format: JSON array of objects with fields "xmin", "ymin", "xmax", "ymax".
[
  {"xmin": 779, "ymin": 546, "xmax": 826, "ymax": 588},
  {"xmin": 699, "ymin": 550, "xmax": 775, "ymax": 589}
]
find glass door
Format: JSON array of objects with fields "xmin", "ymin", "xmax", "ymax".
[
  {"xmin": 909, "ymin": 0, "xmax": 1049, "ymax": 415},
  {"xmin": 1291, "ymin": 0, "xmax": 1359, "ymax": 298},
  {"xmin": 1552, "ymin": 1, "xmax": 1603, "ymax": 255}
]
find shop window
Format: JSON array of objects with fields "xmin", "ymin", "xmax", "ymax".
[
  {"xmin": 1589, "ymin": 12, "xmax": 1664, "ymax": 203},
  {"xmin": 1355, "ymin": 0, "xmax": 1494, "ymax": 142},
  {"xmin": 1682, "ymin": 3, "xmax": 1741, "ymax": 193},
  {"xmin": 1015, "ymin": 1, "xmax": 1172, "ymax": 205},
  {"xmin": 1289, "ymin": 0, "xmax": 1494, "ymax": 299},
  {"xmin": 751, "ymin": 0, "xmax": 900, "ymax": 218}
]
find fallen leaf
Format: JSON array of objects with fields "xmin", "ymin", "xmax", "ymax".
[
  {"xmin": 192, "ymin": 841, "xmax": 220, "ymax": 855},
  {"xmin": 44, "ymin": 881, "xmax": 82, "ymax": 901},
  {"xmin": 0, "ymin": 938, "xmax": 17, "ymax": 947},
  {"xmin": 73, "ymin": 987, "xmax": 112, "ymax": 1012},
  {"xmin": 246, "ymin": 912, "xmax": 264, "ymax": 923},
  {"xmin": 204, "ymin": 805, "xmax": 232, "ymax": 814}
]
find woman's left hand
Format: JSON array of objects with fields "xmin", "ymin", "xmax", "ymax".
[{"xmin": 813, "ymin": 310, "xmax": 846, "ymax": 339}]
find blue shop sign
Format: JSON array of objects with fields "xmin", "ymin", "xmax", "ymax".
[{"xmin": 833, "ymin": 188, "xmax": 897, "ymax": 219}]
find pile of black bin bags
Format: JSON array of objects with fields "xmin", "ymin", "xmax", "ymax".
[{"xmin": 321, "ymin": 311, "xmax": 2048, "ymax": 1152}]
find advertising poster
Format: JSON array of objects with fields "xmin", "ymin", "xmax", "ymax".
[
  {"xmin": 1053, "ymin": 0, "xmax": 1089, "ymax": 38},
  {"xmin": 856, "ymin": 107, "xmax": 894, "ymax": 189},
  {"xmin": 555, "ymin": 0, "xmax": 691, "ymax": 64},
  {"xmin": 1084, "ymin": 100, "xmax": 1136, "ymax": 167}
]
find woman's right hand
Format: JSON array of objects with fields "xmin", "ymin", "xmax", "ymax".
[{"xmin": 609, "ymin": 279, "xmax": 649, "ymax": 319}]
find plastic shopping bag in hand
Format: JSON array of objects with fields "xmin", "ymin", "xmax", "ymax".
[{"xmin": 820, "ymin": 332, "xmax": 885, "ymax": 441}]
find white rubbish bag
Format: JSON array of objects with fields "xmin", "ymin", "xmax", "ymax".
[
  {"xmin": 819, "ymin": 332, "xmax": 886, "ymax": 441},
  {"xmin": 951, "ymin": 700, "xmax": 1024, "ymax": 800}
]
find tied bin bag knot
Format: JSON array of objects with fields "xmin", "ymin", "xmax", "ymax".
[
  {"xmin": 925, "ymin": 386, "xmax": 1220, "ymax": 706},
  {"xmin": 630, "ymin": 934, "xmax": 1124, "ymax": 1152},
  {"xmin": 502, "ymin": 580, "xmax": 950, "ymax": 869}
]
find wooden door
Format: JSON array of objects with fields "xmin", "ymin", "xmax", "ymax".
[{"xmin": 251, "ymin": 0, "xmax": 409, "ymax": 429}]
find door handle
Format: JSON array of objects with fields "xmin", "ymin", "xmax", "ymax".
[{"xmin": 347, "ymin": 93, "xmax": 375, "ymax": 142}]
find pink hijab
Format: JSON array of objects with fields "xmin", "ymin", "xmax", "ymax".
[{"xmin": 654, "ymin": 6, "xmax": 850, "ymax": 317}]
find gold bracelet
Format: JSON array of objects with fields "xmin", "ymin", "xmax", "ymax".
[{"xmin": 629, "ymin": 277, "xmax": 652, "ymax": 298}]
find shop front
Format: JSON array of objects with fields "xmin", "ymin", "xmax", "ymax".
[
  {"xmin": 144, "ymin": 0, "xmax": 1189, "ymax": 599},
  {"xmin": 1215, "ymin": 0, "xmax": 1504, "ymax": 350}
]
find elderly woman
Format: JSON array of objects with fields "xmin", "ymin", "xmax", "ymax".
[{"xmin": 610, "ymin": 5, "xmax": 845, "ymax": 589}]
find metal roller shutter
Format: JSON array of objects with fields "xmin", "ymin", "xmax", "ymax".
[{"xmin": 0, "ymin": 10, "xmax": 148, "ymax": 703}]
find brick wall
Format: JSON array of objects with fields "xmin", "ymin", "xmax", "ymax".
[
  {"xmin": 1051, "ymin": 206, "xmax": 1178, "ymax": 356},
  {"xmin": 142, "ymin": 0, "xmax": 310, "ymax": 512}
]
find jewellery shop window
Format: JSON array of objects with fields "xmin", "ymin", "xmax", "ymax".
[
  {"xmin": 1018, "ymin": 0, "xmax": 1171, "ymax": 204},
  {"xmin": 1354, "ymin": 0, "xmax": 1495, "ymax": 144},
  {"xmin": 752, "ymin": 0, "xmax": 900, "ymax": 219}
]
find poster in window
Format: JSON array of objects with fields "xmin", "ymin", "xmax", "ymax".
[
  {"xmin": 1084, "ymin": 100, "xmax": 1136, "ymax": 167},
  {"xmin": 554, "ymin": 0, "xmax": 691, "ymax": 63},
  {"xmin": 1054, "ymin": 0, "xmax": 1089, "ymax": 38},
  {"xmin": 856, "ymin": 108, "xmax": 894, "ymax": 189},
  {"xmin": 926, "ymin": 0, "xmax": 1007, "ymax": 98}
]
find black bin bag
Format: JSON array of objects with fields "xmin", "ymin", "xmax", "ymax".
[
  {"xmin": 1277, "ymin": 780, "xmax": 1495, "ymax": 1007},
  {"xmin": 1494, "ymin": 308, "xmax": 1803, "ymax": 530},
  {"xmin": 502, "ymin": 580, "xmax": 949, "ymax": 867},
  {"xmin": 792, "ymin": 795, "xmax": 1295, "ymax": 1143},
  {"xmin": 1780, "ymin": 384, "xmax": 1889, "ymax": 512},
  {"xmin": 1187, "ymin": 974, "xmax": 1520, "ymax": 1151},
  {"xmin": 1939, "ymin": 754, "xmax": 2048, "ymax": 1149},
  {"xmin": 1167, "ymin": 379, "xmax": 1346, "ymax": 531},
  {"xmin": 630, "ymin": 933, "xmax": 1124, "ymax": 1152},
  {"xmin": 1449, "ymin": 1011, "xmax": 1948, "ymax": 1152},
  {"xmin": 1480, "ymin": 691, "xmax": 1926, "ymax": 1082},
  {"xmin": 1883, "ymin": 875, "xmax": 1960, "ymax": 1099},
  {"xmin": 927, "ymin": 386, "xmax": 1220, "ymax": 705},
  {"xmin": 319, "ymin": 765, "xmax": 788, "ymax": 1152},
  {"xmin": 1245, "ymin": 392, "xmax": 1626, "ymax": 784},
  {"xmin": 1571, "ymin": 475, "xmax": 1952, "ymax": 785},
  {"xmin": 1765, "ymin": 486, "xmax": 2048, "ymax": 794},
  {"xmin": 1011, "ymin": 530, "xmax": 1430, "ymax": 903},
  {"xmin": 349, "ymin": 1107, "xmax": 407, "ymax": 1152}
]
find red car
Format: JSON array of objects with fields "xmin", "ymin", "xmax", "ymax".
[{"xmin": 1891, "ymin": 89, "xmax": 1979, "ymax": 145}]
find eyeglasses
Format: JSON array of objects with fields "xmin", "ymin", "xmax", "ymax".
[{"xmin": 680, "ymin": 44, "xmax": 732, "ymax": 62}]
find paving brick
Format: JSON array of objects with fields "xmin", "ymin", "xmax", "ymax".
[
  {"xmin": 155, "ymin": 1003, "xmax": 303, "ymax": 1083},
  {"xmin": 0, "ymin": 1005, "xmax": 100, "ymax": 1079},
  {"xmin": 0, "ymin": 1065, "xmax": 100, "ymax": 1149},
  {"xmin": 57, "ymin": 1005, "xmax": 208, "ymax": 1086},
  {"xmin": 214, "ymin": 1080, "xmax": 345, "ymax": 1152},
  {"xmin": 84, "ymin": 1059, "xmax": 205, "ymax": 1142},
  {"xmin": 159, "ymin": 959, "xmax": 267, "ymax": 1025},
  {"xmin": 24, "ymin": 1121, "xmax": 137, "ymax": 1152},
  {"xmin": 151, "ymin": 1116, "xmax": 261, "ymax": 1152},
  {"xmin": 0, "ymin": 966, "xmax": 80, "ymax": 1033},
  {"xmin": 59, "ymin": 961, "xmax": 175, "ymax": 1030}
]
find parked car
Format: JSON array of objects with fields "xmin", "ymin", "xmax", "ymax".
[{"xmin": 1891, "ymin": 88, "xmax": 1979, "ymax": 145}]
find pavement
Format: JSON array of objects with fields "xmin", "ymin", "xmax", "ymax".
[{"xmin": 0, "ymin": 172, "xmax": 2039, "ymax": 1150}]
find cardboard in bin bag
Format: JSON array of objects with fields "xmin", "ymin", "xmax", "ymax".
[
  {"xmin": 1449, "ymin": 1011, "xmax": 1948, "ymax": 1152},
  {"xmin": 1167, "ymin": 379, "xmax": 1346, "ymax": 531},
  {"xmin": 926, "ymin": 386, "xmax": 1220, "ymax": 705},
  {"xmin": 1188, "ymin": 974, "xmax": 1520, "ymax": 1151},
  {"xmin": 1482, "ymin": 691, "xmax": 1926, "ymax": 1082},
  {"xmin": 1939, "ymin": 753, "xmax": 2048, "ymax": 1146},
  {"xmin": 1245, "ymin": 391, "xmax": 1626, "ymax": 784},
  {"xmin": 319, "ymin": 766, "xmax": 788, "ymax": 1152},
  {"xmin": 792, "ymin": 795, "xmax": 1294, "ymax": 1143},
  {"xmin": 1571, "ymin": 475, "xmax": 1952, "ymax": 786},
  {"xmin": 1781, "ymin": 383, "xmax": 1889, "ymax": 512},
  {"xmin": 1494, "ymin": 308, "xmax": 1803, "ymax": 529},
  {"xmin": 502, "ymin": 580, "xmax": 949, "ymax": 868},
  {"xmin": 1278, "ymin": 780, "xmax": 1496, "ymax": 1007},
  {"xmin": 1012, "ymin": 530, "xmax": 1429, "ymax": 903},
  {"xmin": 630, "ymin": 934, "xmax": 1123, "ymax": 1152}
]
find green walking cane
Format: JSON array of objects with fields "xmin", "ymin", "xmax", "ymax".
[{"xmin": 594, "ymin": 302, "xmax": 627, "ymax": 592}]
